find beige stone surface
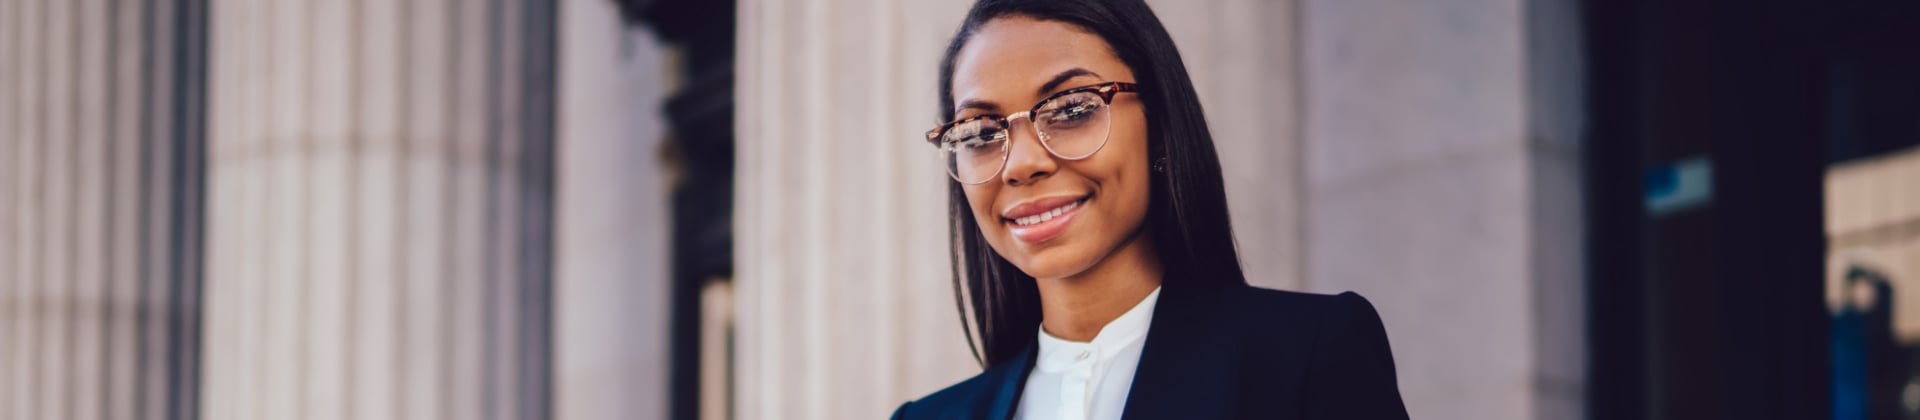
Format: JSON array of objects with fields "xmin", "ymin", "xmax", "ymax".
[
  {"xmin": 551, "ymin": 0, "xmax": 676, "ymax": 418},
  {"xmin": 733, "ymin": 1, "xmax": 976, "ymax": 418},
  {"xmin": 1298, "ymin": 0, "xmax": 1586, "ymax": 418},
  {"xmin": 1825, "ymin": 146, "xmax": 1920, "ymax": 341},
  {"xmin": 1, "ymin": 0, "xmax": 195, "ymax": 418},
  {"xmin": 198, "ymin": 0, "xmax": 556, "ymax": 418}
]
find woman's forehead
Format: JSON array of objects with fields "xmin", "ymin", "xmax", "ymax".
[{"xmin": 950, "ymin": 17, "xmax": 1129, "ymax": 110}]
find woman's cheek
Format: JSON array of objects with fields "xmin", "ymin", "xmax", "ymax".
[{"xmin": 964, "ymin": 188, "xmax": 1003, "ymax": 237}]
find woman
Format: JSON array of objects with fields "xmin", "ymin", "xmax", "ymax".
[{"xmin": 891, "ymin": 0, "xmax": 1409, "ymax": 419}]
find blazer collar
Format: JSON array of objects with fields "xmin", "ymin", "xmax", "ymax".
[
  {"xmin": 1119, "ymin": 284, "xmax": 1238, "ymax": 419},
  {"xmin": 982, "ymin": 285, "xmax": 1240, "ymax": 420},
  {"xmin": 984, "ymin": 341, "xmax": 1037, "ymax": 420}
]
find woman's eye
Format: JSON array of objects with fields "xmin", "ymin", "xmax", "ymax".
[
  {"xmin": 1046, "ymin": 100, "xmax": 1100, "ymax": 123},
  {"xmin": 949, "ymin": 131, "xmax": 1004, "ymax": 151}
]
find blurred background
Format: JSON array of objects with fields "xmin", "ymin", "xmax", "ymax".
[{"xmin": 0, "ymin": 0, "xmax": 1915, "ymax": 419}]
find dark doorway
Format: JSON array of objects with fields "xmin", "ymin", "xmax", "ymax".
[{"xmin": 1583, "ymin": 0, "xmax": 1919, "ymax": 419}]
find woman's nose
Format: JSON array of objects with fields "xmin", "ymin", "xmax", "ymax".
[{"xmin": 999, "ymin": 116, "xmax": 1057, "ymax": 186}]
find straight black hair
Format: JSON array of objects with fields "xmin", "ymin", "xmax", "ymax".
[{"xmin": 937, "ymin": 0, "xmax": 1249, "ymax": 368}]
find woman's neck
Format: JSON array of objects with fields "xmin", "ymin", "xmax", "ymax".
[{"xmin": 1035, "ymin": 231, "xmax": 1163, "ymax": 343}]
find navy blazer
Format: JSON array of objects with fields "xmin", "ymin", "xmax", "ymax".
[{"xmin": 890, "ymin": 284, "xmax": 1409, "ymax": 419}]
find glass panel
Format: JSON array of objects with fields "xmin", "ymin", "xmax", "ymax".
[
  {"xmin": 1826, "ymin": 145, "xmax": 1920, "ymax": 420},
  {"xmin": 942, "ymin": 118, "xmax": 1010, "ymax": 184},
  {"xmin": 1035, "ymin": 91, "xmax": 1112, "ymax": 159}
]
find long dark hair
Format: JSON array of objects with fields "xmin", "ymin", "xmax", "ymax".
[{"xmin": 937, "ymin": 0, "xmax": 1249, "ymax": 368}]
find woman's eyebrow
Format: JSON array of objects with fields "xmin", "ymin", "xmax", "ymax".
[
  {"xmin": 951, "ymin": 68, "xmax": 1103, "ymax": 115},
  {"xmin": 1037, "ymin": 68, "xmax": 1102, "ymax": 96},
  {"xmin": 954, "ymin": 99, "xmax": 1000, "ymax": 115}
]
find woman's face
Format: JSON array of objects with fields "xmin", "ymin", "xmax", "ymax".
[{"xmin": 949, "ymin": 16, "xmax": 1151, "ymax": 280}]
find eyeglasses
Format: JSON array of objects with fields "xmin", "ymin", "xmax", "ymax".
[{"xmin": 926, "ymin": 81, "xmax": 1139, "ymax": 184}]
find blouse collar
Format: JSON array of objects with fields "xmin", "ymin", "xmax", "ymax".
[{"xmin": 1033, "ymin": 286, "xmax": 1163, "ymax": 373}]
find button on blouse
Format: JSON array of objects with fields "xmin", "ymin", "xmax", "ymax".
[{"xmin": 1014, "ymin": 286, "xmax": 1161, "ymax": 420}]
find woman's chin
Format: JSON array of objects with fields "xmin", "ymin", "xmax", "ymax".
[{"xmin": 1010, "ymin": 248, "xmax": 1100, "ymax": 281}]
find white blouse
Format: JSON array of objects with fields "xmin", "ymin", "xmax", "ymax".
[{"xmin": 1013, "ymin": 286, "xmax": 1162, "ymax": 420}]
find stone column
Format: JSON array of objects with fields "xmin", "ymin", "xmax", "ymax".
[
  {"xmin": 198, "ymin": 0, "xmax": 557, "ymax": 419},
  {"xmin": 1297, "ymin": 0, "xmax": 1586, "ymax": 418},
  {"xmin": 733, "ymin": 1, "xmax": 976, "ymax": 418},
  {"xmin": 551, "ymin": 0, "xmax": 676, "ymax": 419},
  {"xmin": 0, "ymin": 0, "xmax": 209, "ymax": 418}
]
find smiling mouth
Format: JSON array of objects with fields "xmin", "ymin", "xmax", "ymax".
[{"xmin": 1006, "ymin": 197, "xmax": 1089, "ymax": 227}]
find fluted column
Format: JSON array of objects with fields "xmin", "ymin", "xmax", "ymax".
[
  {"xmin": 551, "ymin": 1, "xmax": 677, "ymax": 420},
  {"xmin": 734, "ymin": 1, "xmax": 974, "ymax": 419},
  {"xmin": 0, "ymin": 0, "xmax": 208, "ymax": 419},
  {"xmin": 199, "ymin": 1, "xmax": 556, "ymax": 420}
]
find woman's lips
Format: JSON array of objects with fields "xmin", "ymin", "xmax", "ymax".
[{"xmin": 1004, "ymin": 197, "xmax": 1089, "ymax": 244}]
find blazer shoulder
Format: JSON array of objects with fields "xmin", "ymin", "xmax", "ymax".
[
  {"xmin": 1218, "ymin": 287, "xmax": 1392, "ymax": 351},
  {"xmin": 1200, "ymin": 285, "xmax": 1374, "ymax": 325},
  {"xmin": 1211, "ymin": 286, "xmax": 1406, "ymax": 418},
  {"xmin": 1122, "ymin": 285, "xmax": 1405, "ymax": 418},
  {"xmin": 891, "ymin": 370, "xmax": 988, "ymax": 419},
  {"xmin": 1296, "ymin": 290, "xmax": 1409, "ymax": 419},
  {"xmin": 893, "ymin": 353, "xmax": 1034, "ymax": 420}
]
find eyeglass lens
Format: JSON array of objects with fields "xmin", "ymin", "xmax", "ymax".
[{"xmin": 940, "ymin": 90, "xmax": 1114, "ymax": 184}]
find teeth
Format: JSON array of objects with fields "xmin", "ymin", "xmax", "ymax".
[{"xmin": 1012, "ymin": 199, "xmax": 1081, "ymax": 227}]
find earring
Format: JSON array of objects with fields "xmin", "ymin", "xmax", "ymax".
[{"xmin": 1152, "ymin": 156, "xmax": 1169, "ymax": 173}]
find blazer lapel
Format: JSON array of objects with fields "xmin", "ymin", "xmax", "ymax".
[
  {"xmin": 1121, "ymin": 285, "xmax": 1238, "ymax": 419},
  {"xmin": 985, "ymin": 343, "xmax": 1037, "ymax": 420}
]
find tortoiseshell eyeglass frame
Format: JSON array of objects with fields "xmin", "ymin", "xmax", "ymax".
[{"xmin": 924, "ymin": 81, "xmax": 1140, "ymax": 184}]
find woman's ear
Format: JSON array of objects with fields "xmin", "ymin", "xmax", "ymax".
[{"xmin": 1150, "ymin": 141, "xmax": 1169, "ymax": 173}]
